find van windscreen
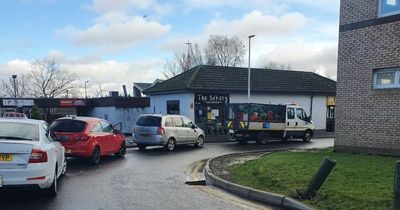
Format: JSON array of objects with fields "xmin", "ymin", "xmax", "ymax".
[{"xmin": 136, "ymin": 116, "xmax": 161, "ymax": 127}]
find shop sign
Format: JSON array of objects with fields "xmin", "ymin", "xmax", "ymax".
[
  {"xmin": 60, "ymin": 99, "xmax": 86, "ymax": 107},
  {"xmin": 2, "ymin": 99, "xmax": 34, "ymax": 107},
  {"xmin": 195, "ymin": 93, "xmax": 229, "ymax": 105}
]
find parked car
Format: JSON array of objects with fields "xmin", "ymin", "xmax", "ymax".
[
  {"xmin": 132, "ymin": 114, "xmax": 205, "ymax": 151},
  {"xmin": 50, "ymin": 117, "xmax": 126, "ymax": 165},
  {"xmin": 0, "ymin": 118, "xmax": 66, "ymax": 196}
]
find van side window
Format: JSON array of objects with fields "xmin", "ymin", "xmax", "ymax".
[
  {"xmin": 172, "ymin": 117, "xmax": 183, "ymax": 127},
  {"xmin": 296, "ymin": 108, "xmax": 306, "ymax": 120},
  {"xmin": 287, "ymin": 108, "xmax": 295, "ymax": 119},
  {"xmin": 164, "ymin": 117, "xmax": 173, "ymax": 127}
]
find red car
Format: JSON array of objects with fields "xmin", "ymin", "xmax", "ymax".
[{"xmin": 50, "ymin": 117, "xmax": 126, "ymax": 164}]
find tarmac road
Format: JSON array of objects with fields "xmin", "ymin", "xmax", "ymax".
[{"xmin": 0, "ymin": 138, "xmax": 333, "ymax": 210}]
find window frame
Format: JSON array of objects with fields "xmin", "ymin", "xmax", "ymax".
[
  {"xmin": 166, "ymin": 100, "xmax": 180, "ymax": 115},
  {"xmin": 379, "ymin": 0, "xmax": 400, "ymax": 17},
  {"xmin": 287, "ymin": 108, "xmax": 295, "ymax": 120},
  {"xmin": 373, "ymin": 68, "xmax": 400, "ymax": 89}
]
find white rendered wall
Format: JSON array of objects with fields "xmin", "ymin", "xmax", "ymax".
[
  {"xmin": 150, "ymin": 93, "xmax": 195, "ymax": 121},
  {"xmin": 88, "ymin": 107, "xmax": 151, "ymax": 133}
]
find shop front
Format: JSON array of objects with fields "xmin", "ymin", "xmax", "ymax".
[{"xmin": 194, "ymin": 93, "xmax": 229, "ymax": 134}]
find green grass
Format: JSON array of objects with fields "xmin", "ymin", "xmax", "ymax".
[{"xmin": 227, "ymin": 149, "xmax": 398, "ymax": 210}]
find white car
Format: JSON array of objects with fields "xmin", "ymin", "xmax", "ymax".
[{"xmin": 0, "ymin": 118, "xmax": 66, "ymax": 196}]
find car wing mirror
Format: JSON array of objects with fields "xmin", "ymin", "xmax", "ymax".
[{"xmin": 114, "ymin": 129, "xmax": 122, "ymax": 135}]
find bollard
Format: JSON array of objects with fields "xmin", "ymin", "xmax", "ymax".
[
  {"xmin": 394, "ymin": 161, "xmax": 400, "ymax": 210},
  {"xmin": 302, "ymin": 156, "xmax": 336, "ymax": 199}
]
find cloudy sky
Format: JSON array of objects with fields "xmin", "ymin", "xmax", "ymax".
[{"xmin": 0, "ymin": 0, "xmax": 339, "ymax": 97}]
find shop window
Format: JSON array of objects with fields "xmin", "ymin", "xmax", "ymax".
[
  {"xmin": 166, "ymin": 100, "xmax": 180, "ymax": 114},
  {"xmin": 373, "ymin": 68, "xmax": 400, "ymax": 89},
  {"xmin": 379, "ymin": 0, "xmax": 400, "ymax": 16}
]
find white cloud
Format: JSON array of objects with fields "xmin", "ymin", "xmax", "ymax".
[
  {"xmin": 253, "ymin": 40, "xmax": 338, "ymax": 79},
  {"xmin": 91, "ymin": 0, "xmax": 173, "ymax": 17},
  {"xmin": 0, "ymin": 54, "xmax": 165, "ymax": 97},
  {"xmin": 204, "ymin": 10, "xmax": 307, "ymax": 38},
  {"xmin": 58, "ymin": 17, "xmax": 170, "ymax": 52}
]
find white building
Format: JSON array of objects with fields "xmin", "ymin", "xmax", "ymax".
[{"xmin": 144, "ymin": 65, "xmax": 336, "ymax": 131}]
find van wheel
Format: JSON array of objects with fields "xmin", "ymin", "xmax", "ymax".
[
  {"xmin": 46, "ymin": 167, "xmax": 58, "ymax": 196},
  {"xmin": 256, "ymin": 132, "xmax": 269, "ymax": 145},
  {"xmin": 195, "ymin": 136, "xmax": 204, "ymax": 148},
  {"xmin": 165, "ymin": 138, "xmax": 175, "ymax": 151},
  {"xmin": 237, "ymin": 138, "xmax": 247, "ymax": 144},
  {"xmin": 303, "ymin": 130, "xmax": 312, "ymax": 142},
  {"xmin": 90, "ymin": 146, "xmax": 101, "ymax": 165}
]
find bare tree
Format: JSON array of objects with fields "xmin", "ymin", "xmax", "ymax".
[
  {"xmin": 28, "ymin": 59, "xmax": 78, "ymax": 98},
  {"xmin": 265, "ymin": 62, "xmax": 294, "ymax": 70},
  {"xmin": 204, "ymin": 35, "xmax": 245, "ymax": 67},
  {"xmin": 1, "ymin": 74, "xmax": 31, "ymax": 98},
  {"xmin": 163, "ymin": 43, "xmax": 204, "ymax": 78}
]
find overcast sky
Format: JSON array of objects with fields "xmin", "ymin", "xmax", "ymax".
[{"xmin": 0, "ymin": 0, "xmax": 339, "ymax": 97}]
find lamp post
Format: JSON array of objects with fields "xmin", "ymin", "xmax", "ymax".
[
  {"xmin": 12, "ymin": 75, "xmax": 17, "ymax": 111},
  {"xmin": 248, "ymin": 35, "xmax": 255, "ymax": 103},
  {"xmin": 84, "ymin": 81, "xmax": 89, "ymax": 98}
]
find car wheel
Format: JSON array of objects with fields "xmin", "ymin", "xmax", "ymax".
[
  {"xmin": 115, "ymin": 142, "xmax": 126, "ymax": 158},
  {"xmin": 90, "ymin": 146, "xmax": 101, "ymax": 165},
  {"xmin": 194, "ymin": 136, "xmax": 204, "ymax": 148},
  {"xmin": 46, "ymin": 167, "xmax": 58, "ymax": 196},
  {"xmin": 137, "ymin": 145, "xmax": 147, "ymax": 150},
  {"xmin": 303, "ymin": 130, "xmax": 312, "ymax": 142},
  {"xmin": 165, "ymin": 138, "xmax": 175, "ymax": 151},
  {"xmin": 256, "ymin": 132, "xmax": 269, "ymax": 145}
]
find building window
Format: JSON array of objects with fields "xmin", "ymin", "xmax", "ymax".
[
  {"xmin": 166, "ymin": 100, "xmax": 180, "ymax": 114},
  {"xmin": 379, "ymin": 0, "xmax": 400, "ymax": 17},
  {"xmin": 373, "ymin": 68, "xmax": 400, "ymax": 89}
]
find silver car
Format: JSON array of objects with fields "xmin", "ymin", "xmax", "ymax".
[{"xmin": 132, "ymin": 114, "xmax": 205, "ymax": 151}]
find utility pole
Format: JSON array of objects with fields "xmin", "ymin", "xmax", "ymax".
[
  {"xmin": 12, "ymin": 75, "xmax": 17, "ymax": 111},
  {"xmin": 248, "ymin": 35, "xmax": 255, "ymax": 103},
  {"xmin": 84, "ymin": 81, "xmax": 89, "ymax": 98}
]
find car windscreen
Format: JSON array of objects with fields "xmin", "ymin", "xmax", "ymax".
[
  {"xmin": 51, "ymin": 119, "xmax": 87, "ymax": 133},
  {"xmin": 136, "ymin": 116, "xmax": 161, "ymax": 127},
  {"xmin": 0, "ymin": 122, "xmax": 38, "ymax": 141}
]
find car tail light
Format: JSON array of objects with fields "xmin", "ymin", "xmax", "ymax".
[
  {"xmin": 75, "ymin": 136, "xmax": 91, "ymax": 141},
  {"xmin": 27, "ymin": 176, "xmax": 46, "ymax": 180},
  {"xmin": 29, "ymin": 149, "xmax": 48, "ymax": 163},
  {"xmin": 157, "ymin": 127, "xmax": 165, "ymax": 135}
]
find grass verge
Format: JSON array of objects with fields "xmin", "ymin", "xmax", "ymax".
[{"xmin": 227, "ymin": 149, "xmax": 398, "ymax": 210}]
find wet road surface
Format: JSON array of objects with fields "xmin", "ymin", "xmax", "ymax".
[{"xmin": 0, "ymin": 138, "xmax": 333, "ymax": 210}]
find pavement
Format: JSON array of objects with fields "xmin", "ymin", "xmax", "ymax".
[{"xmin": 0, "ymin": 138, "xmax": 333, "ymax": 210}]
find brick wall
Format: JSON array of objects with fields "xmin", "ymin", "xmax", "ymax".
[{"xmin": 336, "ymin": 0, "xmax": 400, "ymax": 156}]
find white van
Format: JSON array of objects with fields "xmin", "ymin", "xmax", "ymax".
[{"xmin": 227, "ymin": 103, "xmax": 315, "ymax": 144}]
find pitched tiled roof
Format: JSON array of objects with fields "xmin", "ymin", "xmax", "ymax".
[{"xmin": 143, "ymin": 65, "xmax": 336, "ymax": 95}]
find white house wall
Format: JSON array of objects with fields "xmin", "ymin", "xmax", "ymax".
[
  {"xmin": 230, "ymin": 93, "xmax": 327, "ymax": 130},
  {"xmin": 150, "ymin": 93, "xmax": 195, "ymax": 121},
  {"xmin": 88, "ymin": 107, "xmax": 151, "ymax": 133}
]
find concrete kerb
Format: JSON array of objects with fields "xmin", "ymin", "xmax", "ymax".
[{"xmin": 204, "ymin": 152, "xmax": 315, "ymax": 210}]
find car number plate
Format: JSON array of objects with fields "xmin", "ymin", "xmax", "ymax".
[
  {"xmin": 0, "ymin": 154, "xmax": 12, "ymax": 161},
  {"xmin": 65, "ymin": 149, "xmax": 72, "ymax": 154}
]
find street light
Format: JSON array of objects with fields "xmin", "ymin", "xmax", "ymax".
[
  {"xmin": 248, "ymin": 35, "xmax": 255, "ymax": 103},
  {"xmin": 12, "ymin": 75, "xmax": 17, "ymax": 111},
  {"xmin": 84, "ymin": 81, "xmax": 89, "ymax": 98}
]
